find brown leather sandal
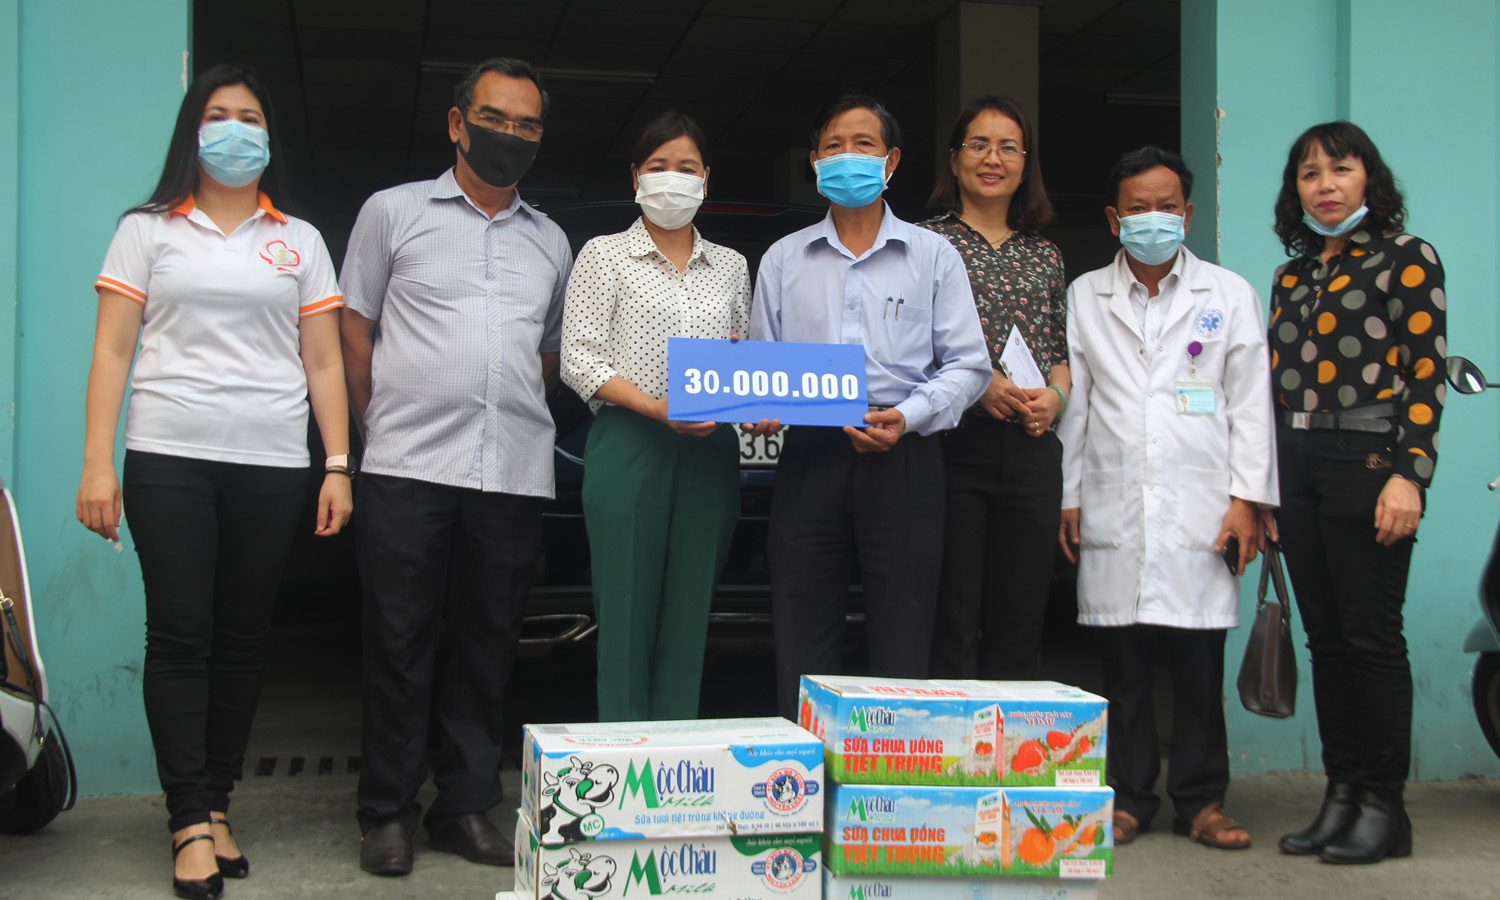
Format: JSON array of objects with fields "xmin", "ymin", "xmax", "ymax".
[
  {"xmin": 1172, "ymin": 801, "xmax": 1252, "ymax": 850},
  {"xmin": 1113, "ymin": 810, "xmax": 1143, "ymax": 845}
]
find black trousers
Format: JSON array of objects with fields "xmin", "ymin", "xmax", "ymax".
[
  {"xmin": 1274, "ymin": 427, "xmax": 1414, "ymax": 788},
  {"xmin": 1096, "ymin": 625, "xmax": 1229, "ymax": 828},
  {"xmin": 931, "ymin": 418, "xmax": 1062, "ymax": 680},
  {"xmin": 354, "ymin": 473, "xmax": 541, "ymax": 834},
  {"xmin": 122, "ymin": 450, "xmax": 306, "ymax": 833},
  {"xmin": 768, "ymin": 426, "xmax": 944, "ymax": 718}
]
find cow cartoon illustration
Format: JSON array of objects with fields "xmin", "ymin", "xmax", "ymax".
[
  {"xmin": 773, "ymin": 774, "xmax": 800, "ymax": 806},
  {"xmin": 538, "ymin": 757, "xmax": 621, "ymax": 841},
  {"xmin": 768, "ymin": 851, "xmax": 798, "ymax": 883},
  {"xmin": 542, "ymin": 847, "xmax": 617, "ymax": 900}
]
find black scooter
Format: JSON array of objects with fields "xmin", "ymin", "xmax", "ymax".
[
  {"xmin": 1446, "ymin": 356, "xmax": 1500, "ymax": 759},
  {"xmin": 0, "ymin": 476, "xmax": 77, "ymax": 832}
]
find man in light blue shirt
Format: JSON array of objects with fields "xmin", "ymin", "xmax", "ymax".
[
  {"xmin": 749, "ymin": 94, "xmax": 989, "ymax": 716},
  {"xmin": 339, "ymin": 58, "xmax": 572, "ymax": 877}
]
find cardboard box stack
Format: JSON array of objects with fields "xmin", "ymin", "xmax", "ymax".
[
  {"xmin": 800, "ymin": 676, "xmax": 1113, "ymax": 900},
  {"xmin": 512, "ymin": 717, "xmax": 826, "ymax": 900}
]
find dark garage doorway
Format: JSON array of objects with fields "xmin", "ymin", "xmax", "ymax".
[{"xmin": 191, "ymin": 0, "xmax": 1181, "ymax": 736}]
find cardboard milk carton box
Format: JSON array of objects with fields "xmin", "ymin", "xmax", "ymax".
[
  {"xmin": 515, "ymin": 809, "xmax": 822, "ymax": 900},
  {"xmin": 827, "ymin": 783, "xmax": 1113, "ymax": 880},
  {"xmin": 521, "ymin": 718, "xmax": 823, "ymax": 843},
  {"xmin": 822, "ymin": 870, "xmax": 1100, "ymax": 900},
  {"xmin": 798, "ymin": 676, "xmax": 1106, "ymax": 786}
]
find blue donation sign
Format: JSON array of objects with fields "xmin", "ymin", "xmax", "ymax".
[{"xmin": 667, "ymin": 338, "xmax": 868, "ymax": 427}]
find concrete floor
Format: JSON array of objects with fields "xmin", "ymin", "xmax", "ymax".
[
  {"xmin": 6, "ymin": 629, "xmax": 1500, "ymax": 898},
  {"xmin": 3, "ymin": 770, "xmax": 1500, "ymax": 899}
]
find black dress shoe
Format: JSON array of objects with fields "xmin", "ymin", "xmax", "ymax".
[
  {"xmin": 361, "ymin": 820, "xmax": 415, "ymax": 876},
  {"xmin": 210, "ymin": 817, "xmax": 250, "ymax": 878},
  {"xmin": 1319, "ymin": 786, "xmax": 1412, "ymax": 865},
  {"xmin": 428, "ymin": 812, "xmax": 515, "ymax": 866},
  {"xmin": 1279, "ymin": 781, "xmax": 1360, "ymax": 855},
  {"xmin": 172, "ymin": 833, "xmax": 225, "ymax": 900}
]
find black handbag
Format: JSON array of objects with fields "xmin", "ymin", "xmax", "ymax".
[{"xmin": 1237, "ymin": 541, "xmax": 1298, "ymax": 718}]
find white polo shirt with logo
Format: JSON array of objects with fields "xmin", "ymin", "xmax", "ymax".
[{"xmin": 95, "ymin": 193, "xmax": 342, "ymax": 468}]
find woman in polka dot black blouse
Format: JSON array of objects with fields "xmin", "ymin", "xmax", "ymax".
[
  {"xmin": 1262, "ymin": 121, "xmax": 1445, "ymax": 866},
  {"xmin": 560, "ymin": 111, "xmax": 757, "ymax": 722}
]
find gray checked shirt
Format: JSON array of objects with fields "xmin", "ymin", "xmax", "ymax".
[{"xmin": 341, "ymin": 169, "xmax": 573, "ymax": 497}]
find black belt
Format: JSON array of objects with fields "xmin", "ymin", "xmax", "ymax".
[
  {"xmin": 1280, "ymin": 402, "xmax": 1396, "ymax": 434},
  {"xmin": 960, "ymin": 409, "xmax": 1007, "ymax": 428}
]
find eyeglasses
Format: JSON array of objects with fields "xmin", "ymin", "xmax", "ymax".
[
  {"xmin": 467, "ymin": 107, "xmax": 543, "ymax": 141},
  {"xmin": 959, "ymin": 141, "xmax": 1026, "ymax": 161}
]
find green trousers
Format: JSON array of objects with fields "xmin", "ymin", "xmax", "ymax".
[{"xmin": 582, "ymin": 406, "xmax": 740, "ymax": 721}]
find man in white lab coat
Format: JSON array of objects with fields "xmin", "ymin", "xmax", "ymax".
[{"xmin": 1057, "ymin": 146, "xmax": 1277, "ymax": 852}]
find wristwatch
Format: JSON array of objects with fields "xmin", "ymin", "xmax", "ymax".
[{"xmin": 325, "ymin": 454, "xmax": 356, "ymax": 477}]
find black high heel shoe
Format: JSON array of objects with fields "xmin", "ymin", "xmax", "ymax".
[
  {"xmin": 210, "ymin": 817, "xmax": 250, "ymax": 878},
  {"xmin": 172, "ymin": 833, "xmax": 225, "ymax": 900},
  {"xmin": 1279, "ymin": 781, "xmax": 1360, "ymax": 855}
]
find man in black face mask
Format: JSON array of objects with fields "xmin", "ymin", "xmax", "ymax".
[{"xmin": 339, "ymin": 57, "xmax": 573, "ymax": 877}]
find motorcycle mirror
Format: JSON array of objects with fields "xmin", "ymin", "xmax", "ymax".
[{"xmin": 1447, "ymin": 356, "xmax": 1490, "ymax": 394}]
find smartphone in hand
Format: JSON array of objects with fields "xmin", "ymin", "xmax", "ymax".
[{"xmin": 1221, "ymin": 536, "xmax": 1241, "ymax": 576}]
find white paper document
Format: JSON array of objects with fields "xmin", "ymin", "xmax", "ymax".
[{"xmin": 999, "ymin": 324, "xmax": 1046, "ymax": 389}]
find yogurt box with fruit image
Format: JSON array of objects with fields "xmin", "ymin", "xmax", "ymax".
[
  {"xmin": 521, "ymin": 718, "xmax": 822, "ymax": 844},
  {"xmin": 798, "ymin": 676, "xmax": 1106, "ymax": 787},
  {"xmin": 515, "ymin": 808, "xmax": 822, "ymax": 900},
  {"xmin": 823, "ymin": 870, "xmax": 1099, "ymax": 900},
  {"xmin": 826, "ymin": 783, "xmax": 1113, "ymax": 880}
]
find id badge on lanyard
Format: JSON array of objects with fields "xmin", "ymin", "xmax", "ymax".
[
  {"xmin": 1176, "ymin": 337, "xmax": 1215, "ymax": 414},
  {"xmin": 1175, "ymin": 381, "xmax": 1216, "ymax": 414}
]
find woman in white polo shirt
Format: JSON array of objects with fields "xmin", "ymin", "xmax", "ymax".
[
  {"xmin": 561, "ymin": 111, "xmax": 766, "ymax": 722},
  {"xmin": 75, "ymin": 64, "xmax": 351, "ymax": 900}
]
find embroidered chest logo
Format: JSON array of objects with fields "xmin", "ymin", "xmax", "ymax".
[
  {"xmin": 1194, "ymin": 307, "xmax": 1225, "ymax": 339},
  {"xmin": 259, "ymin": 240, "xmax": 301, "ymax": 271}
]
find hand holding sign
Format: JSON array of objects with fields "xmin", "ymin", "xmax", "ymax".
[
  {"xmin": 845, "ymin": 407, "xmax": 905, "ymax": 453},
  {"xmin": 740, "ymin": 417, "xmax": 783, "ymax": 438}
]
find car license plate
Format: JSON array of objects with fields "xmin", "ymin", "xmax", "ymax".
[{"xmin": 738, "ymin": 427, "xmax": 787, "ymax": 467}]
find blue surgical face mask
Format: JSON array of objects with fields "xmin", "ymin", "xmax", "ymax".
[
  {"xmin": 1302, "ymin": 204, "xmax": 1368, "ymax": 238},
  {"xmin": 1117, "ymin": 210, "xmax": 1186, "ymax": 266},
  {"xmin": 814, "ymin": 152, "xmax": 890, "ymax": 208},
  {"xmin": 198, "ymin": 119, "xmax": 270, "ymax": 188}
]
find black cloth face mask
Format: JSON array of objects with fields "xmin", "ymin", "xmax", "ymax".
[{"xmin": 458, "ymin": 116, "xmax": 540, "ymax": 188}]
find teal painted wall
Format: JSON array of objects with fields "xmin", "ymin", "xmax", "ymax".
[
  {"xmin": 13, "ymin": 0, "xmax": 188, "ymax": 794},
  {"xmin": 1, "ymin": 0, "xmax": 18, "ymax": 484},
  {"xmin": 1183, "ymin": 0, "xmax": 1500, "ymax": 779}
]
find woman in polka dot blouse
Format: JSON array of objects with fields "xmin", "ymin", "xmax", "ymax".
[
  {"xmin": 1262, "ymin": 121, "xmax": 1445, "ymax": 866},
  {"xmin": 560, "ymin": 111, "xmax": 755, "ymax": 722}
]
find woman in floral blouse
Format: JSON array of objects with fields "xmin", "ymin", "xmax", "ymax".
[
  {"xmin": 921, "ymin": 95, "xmax": 1069, "ymax": 679},
  {"xmin": 1262, "ymin": 121, "xmax": 1445, "ymax": 866}
]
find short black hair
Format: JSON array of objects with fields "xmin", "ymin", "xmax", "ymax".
[
  {"xmin": 809, "ymin": 93, "xmax": 902, "ymax": 152},
  {"xmin": 1107, "ymin": 145, "xmax": 1194, "ymax": 206},
  {"xmin": 632, "ymin": 110, "xmax": 708, "ymax": 169},
  {"xmin": 1273, "ymin": 121, "xmax": 1406, "ymax": 258},
  {"xmin": 453, "ymin": 57, "xmax": 550, "ymax": 122}
]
